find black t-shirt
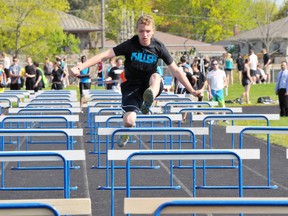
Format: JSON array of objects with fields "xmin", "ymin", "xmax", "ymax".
[
  {"xmin": 52, "ymin": 68, "xmax": 64, "ymax": 83},
  {"xmin": 193, "ymin": 71, "xmax": 206, "ymax": 90},
  {"xmin": 108, "ymin": 66, "xmax": 122, "ymax": 81},
  {"xmin": 113, "ymin": 35, "xmax": 173, "ymax": 81},
  {"xmin": 263, "ymin": 53, "xmax": 270, "ymax": 65},
  {"xmin": 25, "ymin": 65, "xmax": 36, "ymax": 80},
  {"xmin": 236, "ymin": 57, "xmax": 244, "ymax": 70},
  {"xmin": 35, "ymin": 69, "xmax": 42, "ymax": 84}
]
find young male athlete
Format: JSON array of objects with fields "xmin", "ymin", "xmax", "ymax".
[{"xmin": 71, "ymin": 14, "xmax": 198, "ymax": 147}]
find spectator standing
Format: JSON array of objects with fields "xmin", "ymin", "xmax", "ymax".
[
  {"xmin": 1, "ymin": 52, "xmax": 11, "ymax": 79},
  {"xmin": 61, "ymin": 57, "xmax": 69, "ymax": 87},
  {"xmin": 172, "ymin": 62, "xmax": 186, "ymax": 94},
  {"xmin": 0, "ymin": 64, "xmax": 7, "ymax": 93},
  {"xmin": 44, "ymin": 57, "xmax": 53, "ymax": 85},
  {"xmin": 9, "ymin": 57, "xmax": 22, "ymax": 90},
  {"xmin": 236, "ymin": 53, "xmax": 244, "ymax": 84},
  {"xmin": 192, "ymin": 62, "xmax": 207, "ymax": 102},
  {"xmin": 25, "ymin": 57, "xmax": 36, "ymax": 90},
  {"xmin": 274, "ymin": 61, "xmax": 288, "ymax": 117},
  {"xmin": 224, "ymin": 53, "xmax": 233, "ymax": 86},
  {"xmin": 51, "ymin": 61, "xmax": 64, "ymax": 90},
  {"xmin": 77, "ymin": 55, "xmax": 91, "ymax": 110},
  {"xmin": 261, "ymin": 48, "xmax": 272, "ymax": 83},
  {"xmin": 249, "ymin": 49, "xmax": 258, "ymax": 83},
  {"xmin": 97, "ymin": 62, "xmax": 104, "ymax": 86},
  {"xmin": 203, "ymin": 56, "xmax": 210, "ymax": 75},
  {"xmin": 105, "ymin": 57, "xmax": 123, "ymax": 90},
  {"xmin": 207, "ymin": 59, "xmax": 228, "ymax": 123},
  {"xmin": 106, "ymin": 58, "xmax": 116, "ymax": 75},
  {"xmin": 33, "ymin": 62, "xmax": 44, "ymax": 92},
  {"xmin": 240, "ymin": 59, "xmax": 253, "ymax": 104},
  {"xmin": 71, "ymin": 14, "xmax": 198, "ymax": 147}
]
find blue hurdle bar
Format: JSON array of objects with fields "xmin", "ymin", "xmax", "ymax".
[
  {"xmin": 118, "ymin": 150, "xmax": 243, "ymax": 216},
  {"xmin": 0, "ymin": 202, "xmax": 60, "ymax": 216},
  {"xmin": 0, "ymin": 151, "xmax": 71, "ymax": 198},
  {"xmin": 154, "ymin": 199, "xmax": 288, "ymax": 215}
]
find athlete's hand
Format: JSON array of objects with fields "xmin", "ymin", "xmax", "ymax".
[{"xmin": 71, "ymin": 66, "xmax": 80, "ymax": 76}]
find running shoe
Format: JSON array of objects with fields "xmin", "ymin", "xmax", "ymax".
[
  {"xmin": 140, "ymin": 88, "xmax": 154, "ymax": 114},
  {"xmin": 117, "ymin": 135, "xmax": 130, "ymax": 147}
]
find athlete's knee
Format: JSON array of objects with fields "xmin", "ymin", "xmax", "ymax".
[{"xmin": 123, "ymin": 112, "xmax": 136, "ymax": 127}]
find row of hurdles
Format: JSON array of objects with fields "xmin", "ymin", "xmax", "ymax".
[
  {"xmin": 2, "ymin": 88, "xmax": 288, "ymax": 215},
  {"xmin": 0, "ymin": 90, "xmax": 91, "ymax": 215},
  {"xmin": 83, "ymin": 89, "xmax": 288, "ymax": 215}
]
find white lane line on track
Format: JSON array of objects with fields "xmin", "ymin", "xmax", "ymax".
[{"xmin": 134, "ymin": 135, "xmax": 194, "ymax": 197}]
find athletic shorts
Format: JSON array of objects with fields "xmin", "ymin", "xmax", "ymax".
[
  {"xmin": 242, "ymin": 79, "xmax": 251, "ymax": 87},
  {"xmin": 250, "ymin": 69, "xmax": 257, "ymax": 77},
  {"xmin": 225, "ymin": 68, "xmax": 232, "ymax": 75},
  {"xmin": 121, "ymin": 74, "xmax": 164, "ymax": 114},
  {"xmin": 211, "ymin": 89, "xmax": 225, "ymax": 107},
  {"xmin": 79, "ymin": 82, "xmax": 91, "ymax": 97}
]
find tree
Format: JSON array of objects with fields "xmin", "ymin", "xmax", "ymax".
[
  {"xmin": 273, "ymin": 0, "xmax": 288, "ymax": 20},
  {"xmin": 251, "ymin": 0, "xmax": 282, "ymax": 52},
  {"xmin": 104, "ymin": 0, "xmax": 153, "ymax": 43},
  {"xmin": 152, "ymin": 0, "xmax": 257, "ymax": 43},
  {"xmin": 0, "ymin": 0, "xmax": 80, "ymax": 59}
]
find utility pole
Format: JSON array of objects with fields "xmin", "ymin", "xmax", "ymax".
[{"xmin": 101, "ymin": 0, "xmax": 105, "ymax": 52}]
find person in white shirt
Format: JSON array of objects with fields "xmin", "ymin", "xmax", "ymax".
[
  {"xmin": 1, "ymin": 52, "xmax": 11, "ymax": 79},
  {"xmin": 248, "ymin": 49, "xmax": 258, "ymax": 83},
  {"xmin": 207, "ymin": 59, "xmax": 228, "ymax": 124},
  {"xmin": 275, "ymin": 61, "xmax": 288, "ymax": 116}
]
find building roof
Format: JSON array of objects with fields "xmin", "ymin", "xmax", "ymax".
[
  {"xmin": 103, "ymin": 31, "xmax": 226, "ymax": 56},
  {"xmin": 223, "ymin": 17, "xmax": 288, "ymax": 42},
  {"xmin": 58, "ymin": 11, "xmax": 101, "ymax": 33}
]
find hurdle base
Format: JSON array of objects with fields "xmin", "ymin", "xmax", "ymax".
[
  {"xmin": 173, "ymin": 165, "xmax": 239, "ymax": 169},
  {"xmin": 97, "ymin": 185, "xmax": 181, "ymax": 190},
  {"xmin": 0, "ymin": 186, "xmax": 78, "ymax": 191},
  {"xmin": 90, "ymin": 165, "xmax": 160, "ymax": 170},
  {"xmin": 11, "ymin": 165, "xmax": 81, "ymax": 170},
  {"xmin": 196, "ymin": 185, "xmax": 278, "ymax": 190}
]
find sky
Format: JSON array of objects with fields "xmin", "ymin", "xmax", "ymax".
[{"xmin": 275, "ymin": 0, "xmax": 285, "ymax": 7}]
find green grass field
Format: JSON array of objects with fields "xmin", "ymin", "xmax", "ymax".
[{"xmin": 224, "ymin": 82, "xmax": 288, "ymax": 148}]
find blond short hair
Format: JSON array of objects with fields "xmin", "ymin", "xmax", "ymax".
[{"xmin": 136, "ymin": 14, "xmax": 155, "ymax": 30}]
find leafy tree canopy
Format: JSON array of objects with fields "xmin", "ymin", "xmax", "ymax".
[{"xmin": 0, "ymin": 0, "xmax": 80, "ymax": 60}]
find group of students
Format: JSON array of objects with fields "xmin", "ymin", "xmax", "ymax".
[
  {"xmin": 0, "ymin": 55, "xmax": 47, "ymax": 92},
  {"xmin": 0, "ymin": 54, "xmax": 73, "ymax": 92}
]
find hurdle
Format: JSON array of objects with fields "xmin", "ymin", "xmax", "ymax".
[
  {"xmin": 91, "ymin": 114, "xmax": 183, "ymax": 169},
  {"xmin": 8, "ymin": 107, "xmax": 81, "ymax": 115},
  {"xmin": 97, "ymin": 127, "xmax": 208, "ymax": 190},
  {"xmin": 24, "ymin": 98, "xmax": 73, "ymax": 103},
  {"xmin": 159, "ymin": 101, "xmax": 218, "ymax": 114},
  {"xmin": 0, "ymin": 95, "xmax": 21, "ymax": 107},
  {"xmin": 186, "ymin": 114, "xmax": 279, "ymax": 191},
  {"xmin": 0, "ymin": 128, "xmax": 83, "ymax": 152},
  {"xmin": 0, "ymin": 150, "xmax": 85, "ymax": 198},
  {"xmin": 19, "ymin": 102, "xmax": 79, "ymax": 108},
  {"xmin": 0, "ymin": 202, "xmax": 60, "ymax": 216},
  {"xmin": 226, "ymin": 126, "xmax": 288, "ymax": 190},
  {"xmin": 0, "ymin": 98, "xmax": 13, "ymax": 108},
  {"xmin": 0, "ymin": 198, "xmax": 91, "ymax": 215},
  {"xmin": 87, "ymin": 106, "xmax": 162, "ymax": 142},
  {"xmin": 108, "ymin": 149, "xmax": 259, "ymax": 216},
  {"xmin": 0, "ymin": 115, "xmax": 79, "ymax": 146},
  {"xmin": 0, "ymin": 128, "xmax": 83, "ymax": 172},
  {"xmin": 200, "ymin": 114, "xmax": 279, "ymax": 150},
  {"xmin": 124, "ymin": 197, "xmax": 288, "ymax": 215}
]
